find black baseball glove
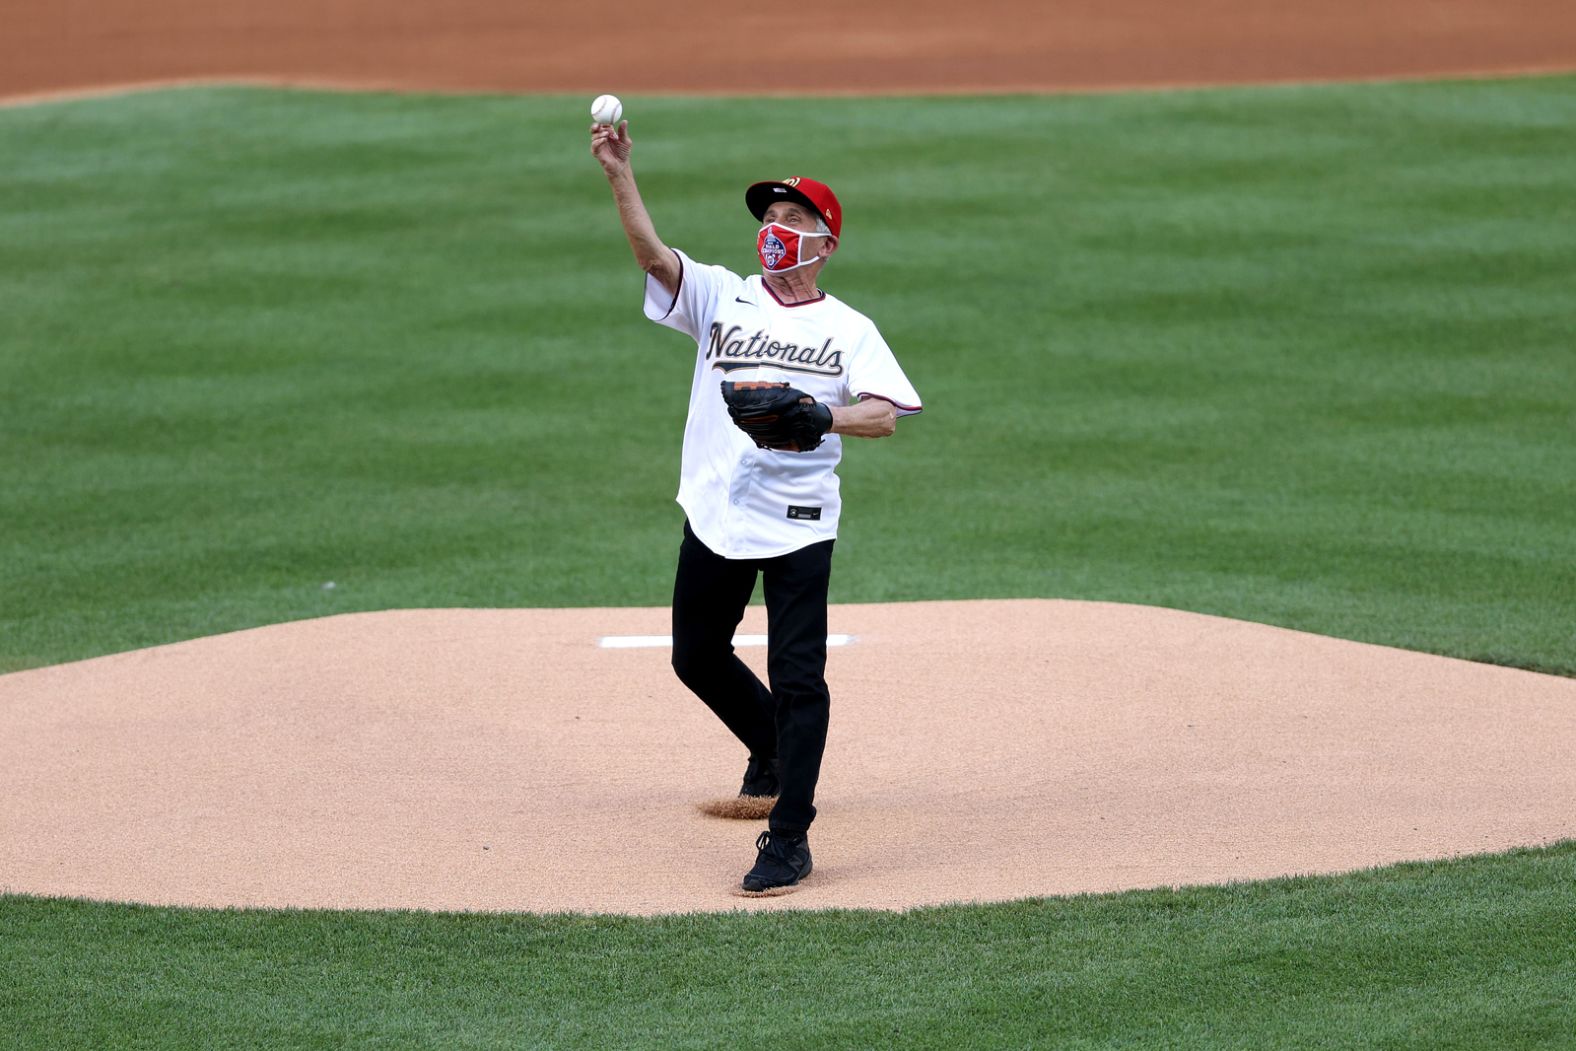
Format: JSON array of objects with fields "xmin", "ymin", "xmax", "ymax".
[{"xmin": 720, "ymin": 380, "xmax": 834, "ymax": 452}]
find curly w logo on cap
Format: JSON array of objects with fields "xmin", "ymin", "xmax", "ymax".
[{"xmin": 745, "ymin": 177, "xmax": 843, "ymax": 239}]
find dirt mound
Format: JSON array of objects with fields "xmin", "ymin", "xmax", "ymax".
[{"xmin": 3, "ymin": 600, "xmax": 1571, "ymax": 914}]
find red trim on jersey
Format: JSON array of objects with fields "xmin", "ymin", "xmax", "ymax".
[
  {"xmin": 855, "ymin": 392, "xmax": 923, "ymax": 413},
  {"xmin": 762, "ymin": 280, "xmax": 826, "ymax": 309}
]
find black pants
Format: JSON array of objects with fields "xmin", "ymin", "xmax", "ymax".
[{"xmin": 671, "ymin": 520, "xmax": 834, "ymax": 834}]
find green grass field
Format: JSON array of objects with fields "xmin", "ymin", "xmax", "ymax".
[
  {"xmin": 4, "ymin": 845, "xmax": 1575, "ymax": 1050},
  {"xmin": 2, "ymin": 76, "xmax": 1574, "ymax": 1047}
]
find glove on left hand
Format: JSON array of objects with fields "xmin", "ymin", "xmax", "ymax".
[{"xmin": 720, "ymin": 381, "xmax": 834, "ymax": 452}]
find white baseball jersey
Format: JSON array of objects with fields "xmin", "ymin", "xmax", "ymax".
[{"xmin": 644, "ymin": 248, "xmax": 922, "ymax": 559}]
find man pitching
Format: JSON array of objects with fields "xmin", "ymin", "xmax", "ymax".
[{"xmin": 589, "ymin": 116, "xmax": 922, "ymax": 895}]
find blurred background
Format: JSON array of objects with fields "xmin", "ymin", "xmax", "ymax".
[{"xmin": 7, "ymin": 0, "xmax": 1576, "ymax": 100}]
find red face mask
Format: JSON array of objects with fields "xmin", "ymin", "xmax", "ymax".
[{"xmin": 757, "ymin": 222, "xmax": 829, "ymax": 272}]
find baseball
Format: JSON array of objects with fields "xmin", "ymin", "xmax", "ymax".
[{"xmin": 590, "ymin": 94, "xmax": 623, "ymax": 126}]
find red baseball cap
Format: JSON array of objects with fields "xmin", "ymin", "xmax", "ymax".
[{"xmin": 746, "ymin": 177, "xmax": 842, "ymax": 238}]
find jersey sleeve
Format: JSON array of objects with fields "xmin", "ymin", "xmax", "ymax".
[
  {"xmin": 642, "ymin": 248, "xmax": 741, "ymax": 342},
  {"xmin": 845, "ymin": 323, "xmax": 922, "ymax": 416}
]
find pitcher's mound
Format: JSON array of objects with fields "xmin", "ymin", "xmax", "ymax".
[{"xmin": 2, "ymin": 600, "xmax": 1572, "ymax": 915}]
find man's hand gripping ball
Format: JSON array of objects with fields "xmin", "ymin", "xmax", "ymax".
[{"xmin": 720, "ymin": 381, "xmax": 834, "ymax": 452}]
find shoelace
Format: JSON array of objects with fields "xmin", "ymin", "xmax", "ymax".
[{"xmin": 756, "ymin": 830, "xmax": 802, "ymax": 857}]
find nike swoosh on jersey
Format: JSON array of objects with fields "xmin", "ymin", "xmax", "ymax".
[{"xmin": 735, "ymin": 296, "xmax": 752, "ymax": 304}]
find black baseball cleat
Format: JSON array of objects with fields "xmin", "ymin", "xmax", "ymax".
[
  {"xmin": 739, "ymin": 754, "xmax": 780, "ymax": 799},
  {"xmin": 739, "ymin": 829, "xmax": 812, "ymax": 895}
]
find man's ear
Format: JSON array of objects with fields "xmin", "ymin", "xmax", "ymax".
[{"xmin": 819, "ymin": 235, "xmax": 839, "ymax": 259}]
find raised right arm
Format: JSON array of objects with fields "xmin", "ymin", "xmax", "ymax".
[{"xmin": 589, "ymin": 120, "xmax": 680, "ymax": 296}]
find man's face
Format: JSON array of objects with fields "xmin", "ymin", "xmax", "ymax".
[
  {"xmin": 763, "ymin": 200, "xmax": 822, "ymax": 234},
  {"xmin": 761, "ymin": 201, "xmax": 837, "ymax": 264}
]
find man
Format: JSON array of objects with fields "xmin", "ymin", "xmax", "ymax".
[{"xmin": 589, "ymin": 117, "xmax": 921, "ymax": 895}]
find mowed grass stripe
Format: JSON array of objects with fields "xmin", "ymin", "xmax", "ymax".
[
  {"xmin": 2, "ymin": 80, "xmax": 1574, "ymax": 673},
  {"xmin": 2, "ymin": 843, "xmax": 1574, "ymax": 1049}
]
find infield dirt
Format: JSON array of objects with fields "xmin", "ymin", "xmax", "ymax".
[
  {"xmin": 4, "ymin": 0, "xmax": 1576, "ymax": 102},
  {"xmin": 3, "ymin": 601, "xmax": 1574, "ymax": 914}
]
